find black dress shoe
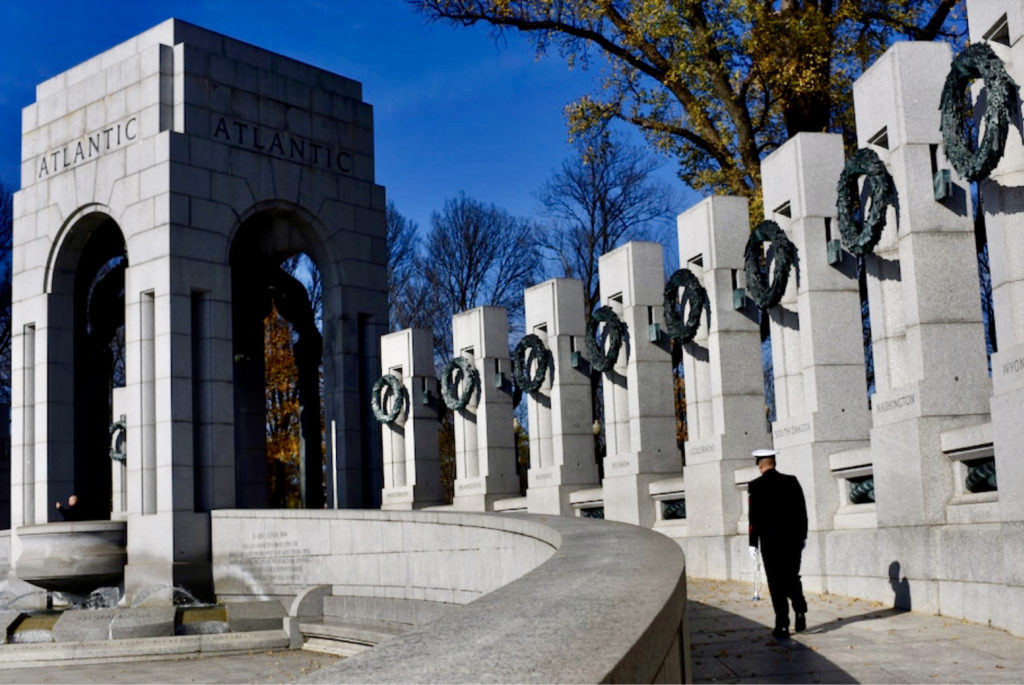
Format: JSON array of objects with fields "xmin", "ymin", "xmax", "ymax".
[
  {"xmin": 795, "ymin": 613, "xmax": 806, "ymax": 632},
  {"xmin": 771, "ymin": 626, "xmax": 790, "ymax": 639}
]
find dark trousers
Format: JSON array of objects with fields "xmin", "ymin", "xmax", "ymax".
[{"xmin": 762, "ymin": 541, "xmax": 807, "ymax": 629}]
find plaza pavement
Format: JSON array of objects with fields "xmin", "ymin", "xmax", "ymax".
[
  {"xmin": 0, "ymin": 577, "xmax": 1022, "ymax": 683},
  {"xmin": 688, "ymin": 577, "xmax": 1024, "ymax": 683},
  {"xmin": 0, "ymin": 649, "xmax": 339, "ymax": 683}
]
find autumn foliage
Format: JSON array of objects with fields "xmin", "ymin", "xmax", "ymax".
[
  {"xmin": 412, "ymin": 0, "xmax": 961, "ymax": 220},
  {"xmin": 264, "ymin": 302, "xmax": 303, "ymax": 508}
]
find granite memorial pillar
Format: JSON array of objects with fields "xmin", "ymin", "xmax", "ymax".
[
  {"xmin": 522, "ymin": 278, "xmax": 598, "ymax": 515},
  {"xmin": 597, "ymin": 242, "xmax": 679, "ymax": 527},
  {"xmin": 450, "ymin": 306, "xmax": 519, "ymax": 510}
]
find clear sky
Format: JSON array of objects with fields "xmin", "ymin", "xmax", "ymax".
[{"xmin": 0, "ymin": 0, "xmax": 694, "ymax": 246}]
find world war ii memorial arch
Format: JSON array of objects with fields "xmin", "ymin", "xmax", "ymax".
[{"xmin": 9, "ymin": 19, "xmax": 387, "ymax": 601}]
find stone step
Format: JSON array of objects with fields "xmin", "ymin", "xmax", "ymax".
[
  {"xmin": 301, "ymin": 637, "xmax": 372, "ymax": 658},
  {"xmin": 298, "ymin": 619, "xmax": 411, "ymax": 656},
  {"xmin": 299, "ymin": 619, "xmax": 410, "ymax": 645}
]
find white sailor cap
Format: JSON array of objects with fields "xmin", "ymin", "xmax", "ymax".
[{"xmin": 752, "ymin": 448, "xmax": 777, "ymax": 462}]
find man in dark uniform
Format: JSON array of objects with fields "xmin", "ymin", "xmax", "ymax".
[
  {"xmin": 55, "ymin": 494, "xmax": 85, "ymax": 521},
  {"xmin": 748, "ymin": 449, "xmax": 808, "ymax": 639}
]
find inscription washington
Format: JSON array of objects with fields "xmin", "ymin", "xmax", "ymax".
[{"xmin": 875, "ymin": 393, "xmax": 916, "ymax": 412}]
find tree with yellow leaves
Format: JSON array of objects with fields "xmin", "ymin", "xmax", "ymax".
[
  {"xmin": 411, "ymin": 0, "xmax": 961, "ymax": 214},
  {"xmin": 264, "ymin": 302, "xmax": 303, "ymax": 508}
]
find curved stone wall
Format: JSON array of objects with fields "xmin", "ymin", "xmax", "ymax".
[{"xmin": 211, "ymin": 510, "xmax": 689, "ymax": 683}]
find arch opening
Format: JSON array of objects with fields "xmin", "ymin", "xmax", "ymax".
[
  {"xmin": 49, "ymin": 215, "xmax": 127, "ymax": 521},
  {"xmin": 230, "ymin": 210, "xmax": 327, "ymax": 509}
]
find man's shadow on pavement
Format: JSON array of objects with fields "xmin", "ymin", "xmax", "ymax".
[
  {"xmin": 689, "ymin": 601, "xmax": 859, "ymax": 683},
  {"xmin": 802, "ymin": 607, "xmax": 907, "ymax": 635},
  {"xmin": 803, "ymin": 560, "xmax": 911, "ymax": 635}
]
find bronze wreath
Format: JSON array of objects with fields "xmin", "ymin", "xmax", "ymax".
[
  {"xmin": 663, "ymin": 268, "xmax": 709, "ymax": 343},
  {"xmin": 743, "ymin": 220, "xmax": 797, "ymax": 309},
  {"xmin": 512, "ymin": 334, "xmax": 552, "ymax": 394},
  {"xmin": 835, "ymin": 148, "xmax": 896, "ymax": 256},
  {"xmin": 586, "ymin": 306, "xmax": 628, "ymax": 373},
  {"xmin": 441, "ymin": 356, "xmax": 480, "ymax": 411},
  {"xmin": 940, "ymin": 42, "xmax": 1020, "ymax": 182},
  {"xmin": 371, "ymin": 374, "xmax": 406, "ymax": 424}
]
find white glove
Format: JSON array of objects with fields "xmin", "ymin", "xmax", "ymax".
[{"xmin": 748, "ymin": 546, "xmax": 758, "ymax": 561}]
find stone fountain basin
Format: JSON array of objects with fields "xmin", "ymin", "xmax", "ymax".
[{"xmin": 14, "ymin": 521, "xmax": 127, "ymax": 596}]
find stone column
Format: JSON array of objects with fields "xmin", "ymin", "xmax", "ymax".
[
  {"xmin": 676, "ymin": 196, "xmax": 766, "ymax": 577},
  {"xmin": 451, "ymin": 306, "xmax": 519, "ymax": 510},
  {"xmin": 597, "ymin": 242, "xmax": 679, "ymax": 527},
  {"xmin": 123, "ymin": 259, "xmax": 232, "ymax": 604},
  {"xmin": 522, "ymin": 278, "xmax": 598, "ymax": 515},
  {"xmin": 379, "ymin": 328, "xmax": 442, "ymax": 510},
  {"xmin": 854, "ymin": 42, "xmax": 991, "ymax": 528},
  {"xmin": 760, "ymin": 133, "xmax": 873, "ymax": 589},
  {"xmin": 110, "ymin": 388, "xmax": 128, "ymax": 519},
  {"xmin": 967, "ymin": 0, "xmax": 1024, "ymax": 524}
]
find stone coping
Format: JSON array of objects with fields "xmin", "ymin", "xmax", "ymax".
[
  {"xmin": 940, "ymin": 419, "xmax": 993, "ymax": 454},
  {"xmin": 16, "ymin": 520, "xmax": 127, "ymax": 534},
  {"xmin": 568, "ymin": 487, "xmax": 604, "ymax": 505},
  {"xmin": 828, "ymin": 446, "xmax": 873, "ymax": 472},
  {"xmin": 649, "ymin": 475, "xmax": 686, "ymax": 497},
  {"xmin": 297, "ymin": 511, "xmax": 689, "ymax": 684},
  {"xmin": 0, "ymin": 629, "xmax": 288, "ymax": 668}
]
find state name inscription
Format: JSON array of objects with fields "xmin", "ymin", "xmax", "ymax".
[
  {"xmin": 875, "ymin": 393, "xmax": 915, "ymax": 412},
  {"xmin": 212, "ymin": 116, "xmax": 353, "ymax": 174},
  {"xmin": 773, "ymin": 422, "xmax": 811, "ymax": 440}
]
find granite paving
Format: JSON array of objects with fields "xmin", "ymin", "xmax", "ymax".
[
  {"xmin": 0, "ymin": 649, "xmax": 339, "ymax": 684},
  {"xmin": 688, "ymin": 577, "xmax": 1024, "ymax": 684},
  {"xmin": 1, "ymin": 577, "xmax": 1023, "ymax": 683}
]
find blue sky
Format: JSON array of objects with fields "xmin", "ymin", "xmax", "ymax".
[{"xmin": 0, "ymin": 0, "xmax": 694, "ymax": 243}]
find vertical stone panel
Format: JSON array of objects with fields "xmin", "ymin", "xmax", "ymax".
[
  {"xmin": 853, "ymin": 42, "xmax": 990, "ymax": 528},
  {"xmin": 523, "ymin": 278, "xmax": 598, "ymax": 515}
]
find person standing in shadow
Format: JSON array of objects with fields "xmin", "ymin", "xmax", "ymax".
[
  {"xmin": 889, "ymin": 561, "xmax": 911, "ymax": 610},
  {"xmin": 748, "ymin": 449, "xmax": 808, "ymax": 639},
  {"xmin": 55, "ymin": 494, "xmax": 85, "ymax": 521}
]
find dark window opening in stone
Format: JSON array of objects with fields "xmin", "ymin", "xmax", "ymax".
[
  {"xmin": 964, "ymin": 456, "xmax": 997, "ymax": 493},
  {"xmin": 662, "ymin": 498, "xmax": 686, "ymax": 520},
  {"xmin": 73, "ymin": 219, "xmax": 127, "ymax": 521},
  {"xmin": 983, "ymin": 14, "xmax": 1011, "ymax": 46},
  {"xmin": 847, "ymin": 474, "xmax": 875, "ymax": 504}
]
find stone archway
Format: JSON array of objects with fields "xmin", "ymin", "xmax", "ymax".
[
  {"xmin": 13, "ymin": 20, "xmax": 388, "ymax": 603},
  {"xmin": 230, "ymin": 208, "xmax": 330, "ymax": 509},
  {"xmin": 47, "ymin": 213, "xmax": 127, "ymax": 522}
]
